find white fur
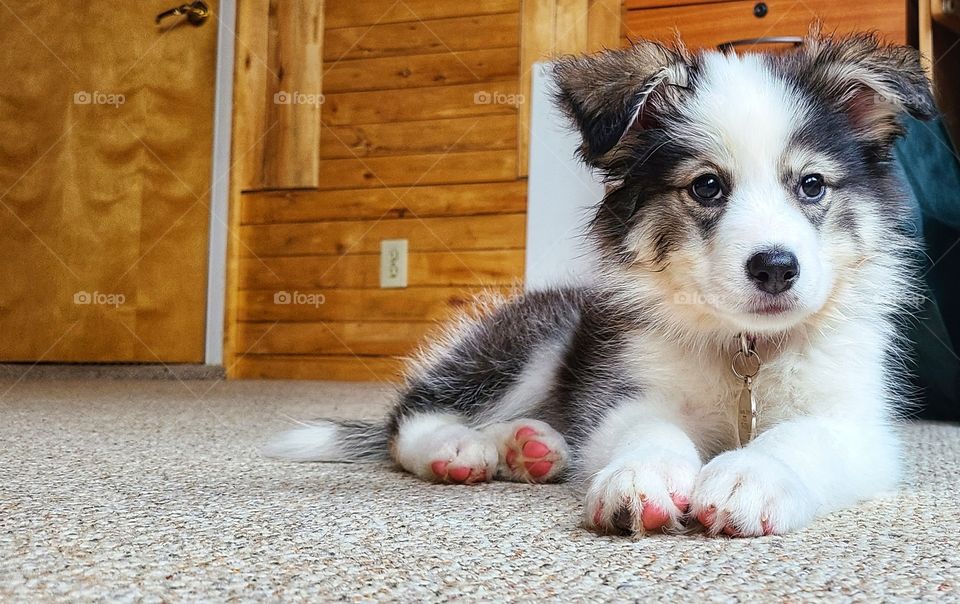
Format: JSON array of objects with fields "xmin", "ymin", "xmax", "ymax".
[
  {"xmin": 262, "ymin": 421, "xmax": 342, "ymax": 462},
  {"xmin": 393, "ymin": 413, "xmax": 498, "ymax": 481},
  {"xmin": 580, "ymin": 400, "xmax": 703, "ymax": 532}
]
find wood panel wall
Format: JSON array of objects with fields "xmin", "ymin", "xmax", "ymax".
[
  {"xmin": 622, "ymin": 0, "xmax": 906, "ymax": 49},
  {"xmin": 225, "ymin": 1, "xmax": 620, "ymax": 380}
]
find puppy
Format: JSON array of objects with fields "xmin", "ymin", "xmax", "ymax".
[{"xmin": 265, "ymin": 30, "xmax": 935, "ymax": 537}]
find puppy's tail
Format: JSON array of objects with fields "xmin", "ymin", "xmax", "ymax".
[{"xmin": 262, "ymin": 419, "xmax": 390, "ymax": 462}]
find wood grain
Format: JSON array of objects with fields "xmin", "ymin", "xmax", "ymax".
[
  {"xmin": 556, "ymin": 0, "xmax": 590, "ymax": 54},
  {"xmin": 624, "ymin": 0, "xmax": 735, "ymax": 8},
  {"xmin": 241, "ymin": 181, "xmax": 528, "ymax": 223},
  {"xmin": 240, "ymin": 320, "xmax": 436, "ymax": 356},
  {"xmin": 239, "ymin": 250, "xmax": 525, "ymax": 289},
  {"xmin": 235, "ymin": 0, "xmax": 326, "ymax": 190},
  {"xmin": 261, "ymin": 0, "xmax": 324, "ymax": 188},
  {"xmin": 325, "ymin": 0, "xmax": 520, "ymax": 28},
  {"xmin": 323, "ymin": 48, "xmax": 520, "ymax": 93},
  {"xmin": 242, "ymin": 214, "xmax": 526, "ymax": 256},
  {"xmin": 324, "ymin": 13, "xmax": 521, "ymax": 61},
  {"xmin": 233, "ymin": 353, "xmax": 404, "ymax": 381},
  {"xmin": 587, "ymin": 0, "xmax": 624, "ymax": 51},
  {"xmin": 0, "ymin": 0, "xmax": 217, "ymax": 362},
  {"xmin": 519, "ymin": 0, "xmax": 559, "ymax": 177},
  {"xmin": 320, "ymin": 114, "xmax": 517, "ymax": 159},
  {"xmin": 518, "ymin": 0, "xmax": 596, "ymax": 175},
  {"xmin": 233, "ymin": 0, "xmax": 271, "ymax": 192},
  {"xmin": 238, "ymin": 287, "xmax": 508, "ymax": 322},
  {"xmin": 323, "ymin": 81, "xmax": 521, "ymax": 125},
  {"xmin": 623, "ymin": 0, "xmax": 906, "ymax": 49},
  {"xmin": 315, "ymin": 150, "xmax": 518, "ymax": 190}
]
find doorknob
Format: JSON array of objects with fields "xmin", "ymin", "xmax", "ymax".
[{"xmin": 156, "ymin": 1, "xmax": 209, "ymax": 26}]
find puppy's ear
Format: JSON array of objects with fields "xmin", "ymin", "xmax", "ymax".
[
  {"xmin": 796, "ymin": 30, "xmax": 936, "ymax": 147},
  {"xmin": 552, "ymin": 41, "xmax": 690, "ymax": 168}
]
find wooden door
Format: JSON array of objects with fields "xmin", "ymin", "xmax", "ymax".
[{"xmin": 0, "ymin": 1, "xmax": 219, "ymax": 362}]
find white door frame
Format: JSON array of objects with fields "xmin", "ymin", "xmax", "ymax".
[{"xmin": 204, "ymin": 0, "xmax": 235, "ymax": 365}]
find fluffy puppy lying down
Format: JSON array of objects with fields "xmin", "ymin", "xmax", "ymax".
[{"xmin": 266, "ymin": 30, "xmax": 934, "ymax": 537}]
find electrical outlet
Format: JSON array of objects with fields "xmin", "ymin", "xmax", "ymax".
[{"xmin": 380, "ymin": 239, "xmax": 408, "ymax": 288}]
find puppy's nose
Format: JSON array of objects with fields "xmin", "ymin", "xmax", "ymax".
[{"xmin": 746, "ymin": 249, "xmax": 799, "ymax": 295}]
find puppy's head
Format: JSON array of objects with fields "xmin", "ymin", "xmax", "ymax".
[{"xmin": 553, "ymin": 31, "xmax": 934, "ymax": 337}]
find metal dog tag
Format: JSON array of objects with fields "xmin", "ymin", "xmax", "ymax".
[
  {"xmin": 736, "ymin": 376, "xmax": 758, "ymax": 447},
  {"xmin": 731, "ymin": 334, "xmax": 761, "ymax": 447}
]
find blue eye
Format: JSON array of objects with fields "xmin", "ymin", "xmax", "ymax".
[
  {"xmin": 689, "ymin": 173, "xmax": 724, "ymax": 205},
  {"xmin": 799, "ymin": 174, "xmax": 826, "ymax": 202}
]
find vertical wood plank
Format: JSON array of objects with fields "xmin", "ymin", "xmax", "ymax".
[
  {"xmin": 918, "ymin": 0, "xmax": 933, "ymax": 79},
  {"xmin": 587, "ymin": 0, "xmax": 622, "ymax": 52},
  {"xmin": 233, "ymin": 0, "xmax": 270, "ymax": 191},
  {"xmin": 262, "ymin": 0, "xmax": 324, "ymax": 188},
  {"xmin": 555, "ymin": 0, "xmax": 590, "ymax": 54},
  {"xmin": 519, "ymin": 0, "xmax": 557, "ymax": 177},
  {"xmin": 518, "ymin": 0, "xmax": 594, "ymax": 175}
]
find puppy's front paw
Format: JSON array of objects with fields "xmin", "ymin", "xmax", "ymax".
[
  {"xmin": 691, "ymin": 449, "xmax": 818, "ymax": 537},
  {"xmin": 584, "ymin": 451, "xmax": 699, "ymax": 535}
]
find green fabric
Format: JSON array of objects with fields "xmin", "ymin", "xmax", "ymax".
[{"xmin": 894, "ymin": 117, "xmax": 960, "ymax": 421}]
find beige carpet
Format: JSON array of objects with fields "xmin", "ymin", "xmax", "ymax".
[{"xmin": 2, "ymin": 379, "xmax": 959, "ymax": 602}]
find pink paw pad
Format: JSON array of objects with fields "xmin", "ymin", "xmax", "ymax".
[
  {"xmin": 671, "ymin": 493, "xmax": 690, "ymax": 514},
  {"xmin": 697, "ymin": 506, "xmax": 717, "ymax": 527},
  {"xmin": 641, "ymin": 504, "xmax": 671, "ymax": 531},
  {"xmin": 447, "ymin": 466, "xmax": 471, "ymax": 482},
  {"xmin": 522, "ymin": 440, "xmax": 551, "ymax": 458},
  {"xmin": 592, "ymin": 503, "xmax": 605, "ymax": 528},
  {"xmin": 515, "ymin": 427, "xmax": 538, "ymax": 439},
  {"xmin": 504, "ymin": 425, "xmax": 559, "ymax": 483},
  {"xmin": 430, "ymin": 460, "xmax": 448, "ymax": 477},
  {"xmin": 430, "ymin": 460, "xmax": 487, "ymax": 484},
  {"xmin": 525, "ymin": 460, "xmax": 553, "ymax": 478}
]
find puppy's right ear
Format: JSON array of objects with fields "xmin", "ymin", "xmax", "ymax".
[{"xmin": 552, "ymin": 41, "xmax": 690, "ymax": 169}]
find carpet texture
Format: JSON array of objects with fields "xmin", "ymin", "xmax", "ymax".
[{"xmin": 2, "ymin": 379, "xmax": 959, "ymax": 602}]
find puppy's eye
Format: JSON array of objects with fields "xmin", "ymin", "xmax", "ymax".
[
  {"xmin": 799, "ymin": 174, "xmax": 826, "ymax": 202},
  {"xmin": 689, "ymin": 173, "xmax": 724, "ymax": 205}
]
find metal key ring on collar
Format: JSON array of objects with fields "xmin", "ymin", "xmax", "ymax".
[{"xmin": 732, "ymin": 349, "xmax": 762, "ymax": 379}]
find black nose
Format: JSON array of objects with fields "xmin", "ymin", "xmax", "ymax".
[{"xmin": 746, "ymin": 249, "xmax": 800, "ymax": 295}]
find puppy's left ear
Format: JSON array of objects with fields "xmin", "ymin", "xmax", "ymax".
[{"xmin": 797, "ymin": 31, "xmax": 937, "ymax": 147}]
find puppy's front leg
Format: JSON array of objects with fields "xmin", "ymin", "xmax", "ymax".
[
  {"xmin": 580, "ymin": 400, "xmax": 703, "ymax": 534},
  {"xmin": 691, "ymin": 416, "xmax": 900, "ymax": 536}
]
